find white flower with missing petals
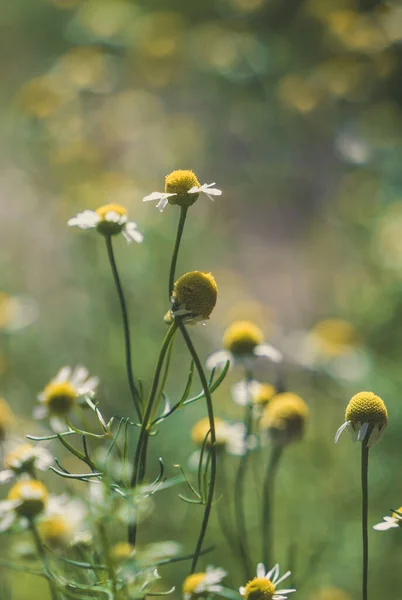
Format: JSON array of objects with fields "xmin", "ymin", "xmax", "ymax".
[
  {"xmin": 373, "ymin": 507, "xmax": 402, "ymax": 531},
  {"xmin": 68, "ymin": 203, "xmax": 143, "ymax": 243},
  {"xmin": 0, "ymin": 441, "xmax": 53, "ymax": 484},
  {"xmin": 182, "ymin": 565, "xmax": 227, "ymax": 599},
  {"xmin": 143, "ymin": 169, "xmax": 222, "ymax": 212},
  {"xmin": 239, "ymin": 563, "xmax": 296, "ymax": 600}
]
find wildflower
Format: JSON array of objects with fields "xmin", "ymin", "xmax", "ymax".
[
  {"xmin": 182, "ymin": 566, "xmax": 226, "ymax": 600},
  {"xmin": 34, "ymin": 366, "xmax": 99, "ymax": 431},
  {"xmin": 0, "ymin": 292, "xmax": 37, "ymax": 332},
  {"xmin": 68, "ymin": 203, "xmax": 143, "ymax": 243},
  {"xmin": 334, "ymin": 391, "xmax": 388, "ymax": 447},
  {"xmin": 0, "ymin": 398, "xmax": 14, "ymax": 442},
  {"xmin": 191, "ymin": 417, "xmax": 247, "ymax": 456},
  {"xmin": 373, "ymin": 507, "xmax": 402, "ymax": 531},
  {"xmin": 38, "ymin": 496, "xmax": 88, "ymax": 548},
  {"xmin": 310, "ymin": 319, "xmax": 359, "ymax": 357},
  {"xmin": 0, "ymin": 441, "xmax": 53, "ymax": 483},
  {"xmin": 111, "ymin": 542, "xmax": 135, "ymax": 563},
  {"xmin": 240, "ymin": 563, "xmax": 295, "ymax": 600},
  {"xmin": 0, "ymin": 480, "xmax": 48, "ymax": 531},
  {"xmin": 143, "ymin": 169, "xmax": 222, "ymax": 212},
  {"xmin": 207, "ymin": 321, "xmax": 282, "ymax": 370},
  {"xmin": 260, "ymin": 393, "xmax": 309, "ymax": 445},
  {"xmin": 232, "ymin": 380, "xmax": 276, "ymax": 408},
  {"xmin": 171, "ymin": 271, "xmax": 218, "ymax": 324}
]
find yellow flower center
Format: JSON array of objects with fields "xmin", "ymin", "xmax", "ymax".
[
  {"xmin": 191, "ymin": 417, "xmax": 227, "ymax": 447},
  {"xmin": 182, "ymin": 572, "xmax": 206, "ymax": 595},
  {"xmin": 39, "ymin": 516, "xmax": 71, "ymax": 546},
  {"xmin": 43, "ymin": 381, "xmax": 77, "ymax": 416},
  {"xmin": 260, "ymin": 392, "xmax": 309, "ymax": 444},
  {"xmin": 311, "ymin": 318, "xmax": 359, "ymax": 356},
  {"xmin": 345, "ymin": 391, "xmax": 388, "ymax": 428},
  {"xmin": 223, "ymin": 321, "xmax": 264, "ymax": 356},
  {"xmin": 5, "ymin": 444, "xmax": 35, "ymax": 471},
  {"xmin": 243, "ymin": 577, "xmax": 276, "ymax": 599},
  {"xmin": 95, "ymin": 203, "xmax": 127, "ymax": 236},
  {"xmin": 165, "ymin": 169, "xmax": 200, "ymax": 208},
  {"xmin": 172, "ymin": 271, "xmax": 218, "ymax": 322},
  {"xmin": 8, "ymin": 480, "xmax": 48, "ymax": 519},
  {"xmin": 110, "ymin": 542, "xmax": 135, "ymax": 562},
  {"xmin": 254, "ymin": 384, "xmax": 276, "ymax": 406},
  {"xmin": 0, "ymin": 397, "xmax": 14, "ymax": 441},
  {"xmin": 392, "ymin": 505, "xmax": 402, "ymax": 523}
]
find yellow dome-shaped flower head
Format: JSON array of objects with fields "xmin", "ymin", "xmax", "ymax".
[
  {"xmin": 191, "ymin": 417, "xmax": 227, "ymax": 449},
  {"xmin": 239, "ymin": 563, "xmax": 295, "ymax": 600},
  {"xmin": 260, "ymin": 393, "xmax": 309, "ymax": 445},
  {"xmin": 8, "ymin": 480, "xmax": 48, "ymax": 519},
  {"xmin": 223, "ymin": 321, "xmax": 264, "ymax": 356},
  {"xmin": 182, "ymin": 566, "xmax": 226, "ymax": 600},
  {"xmin": 165, "ymin": 170, "xmax": 201, "ymax": 208},
  {"xmin": 335, "ymin": 391, "xmax": 388, "ymax": 447},
  {"xmin": 171, "ymin": 271, "xmax": 218, "ymax": 323}
]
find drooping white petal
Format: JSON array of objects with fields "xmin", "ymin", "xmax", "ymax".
[
  {"xmin": 334, "ymin": 421, "xmax": 349, "ymax": 443},
  {"xmin": 143, "ymin": 191, "xmax": 175, "ymax": 203},
  {"xmin": 123, "ymin": 222, "xmax": 144, "ymax": 244},
  {"xmin": 255, "ymin": 344, "xmax": 283, "ymax": 364},
  {"xmin": 206, "ymin": 350, "xmax": 232, "ymax": 371},
  {"xmin": 68, "ymin": 210, "xmax": 100, "ymax": 229},
  {"xmin": 156, "ymin": 197, "xmax": 170, "ymax": 212},
  {"xmin": 103, "ymin": 211, "xmax": 127, "ymax": 224},
  {"xmin": 188, "ymin": 183, "xmax": 222, "ymax": 200},
  {"xmin": 373, "ymin": 517, "xmax": 399, "ymax": 530},
  {"xmin": 357, "ymin": 422, "xmax": 369, "ymax": 442}
]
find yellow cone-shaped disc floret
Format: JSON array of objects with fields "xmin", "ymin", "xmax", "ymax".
[
  {"xmin": 223, "ymin": 321, "xmax": 264, "ymax": 356},
  {"xmin": 95, "ymin": 203, "xmax": 127, "ymax": 236},
  {"xmin": 261, "ymin": 392, "xmax": 309, "ymax": 444},
  {"xmin": 191, "ymin": 417, "xmax": 227, "ymax": 447},
  {"xmin": 43, "ymin": 381, "xmax": 77, "ymax": 416},
  {"xmin": 0, "ymin": 398, "xmax": 14, "ymax": 441},
  {"xmin": 345, "ymin": 391, "xmax": 388, "ymax": 428},
  {"xmin": 243, "ymin": 577, "xmax": 276, "ymax": 600},
  {"xmin": 5, "ymin": 444, "xmax": 34, "ymax": 471},
  {"xmin": 39, "ymin": 516, "xmax": 71, "ymax": 547},
  {"xmin": 312, "ymin": 318, "xmax": 359, "ymax": 356},
  {"xmin": 182, "ymin": 572, "xmax": 206, "ymax": 595},
  {"xmin": 165, "ymin": 170, "xmax": 200, "ymax": 208},
  {"xmin": 8, "ymin": 480, "xmax": 48, "ymax": 519},
  {"xmin": 254, "ymin": 384, "xmax": 276, "ymax": 406},
  {"xmin": 172, "ymin": 271, "xmax": 218, "ymax": 322}
]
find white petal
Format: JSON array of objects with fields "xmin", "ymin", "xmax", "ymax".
[
  {"xmin": 276, "ymin": 588, "xmax": 296, "ymax": 594},
  {"xmin": 49, "ymin": 417, "xmax": 67, "ymax": 433},
  {"xmin": 104, "ymin": 211, "xmax": 127, "ymax": 224},
  {"xmin": 78, "ymin": 376, "xmax": 99, "ymax": 395},
  {"xmin": 54, "ymin": 366, "xmax": 72, "ymax": 384},
  {"xmin": 143, "ymin": 191, "xmax": 175, "ymax": 202},
  {"xmin": 0, "ymin": 512, "xmax": 15, "ymax": 532},
  {"xmin": 232, "ymin": 380, "xmax": 261, "ymax": 406},
  {"xmin": 239, "ymin": 587, "xmax": 245, "ymax": 596},
  {"xmin": 206, "ymin": 350, "xmax": 232, "ymax": 371},
  {"xmin": 275, "ymin": 571, "xmax": 291, "ymax": 585},
  {"xmin": 0, "ymin": 470, "xmax": 14, "ymax": 484},
  {"xmin": 33, "ymin": 405, "xmax": 48, "ymax": 420},
  {"xmin": 255, "ymin": 344, "xmax": 283, "ymax": 364},
  {"xmin": 256, "ymin": 563, "xmax": 266, "ymax": 578},
  {"xmin": 68, "ymin": 210, "xmax": 99, "ymax": 229},
  {"xmin": 70, "ymin": 366, "xmax": 89, "ymax": 387},
  {"xmin": 123, "ymin": 222, "xmax": 143, "ymax": 244},
  {"xmin": 334, "ymin": 421, "xmax": 349, "ymax": 443},
  {"xmin": 266, "ymin": 563, "xmax": 279, "ymax": 582},
  {"xmin": 157, "ymin": 197, "xmax": 170, "ymax": 212},
  {"xmin": 373, "ymin": 517, "xmax": 399, "ymax": 530},
  {"xmin": 357, "ymin": 422, "xmax": 369, "ymax": 442}
]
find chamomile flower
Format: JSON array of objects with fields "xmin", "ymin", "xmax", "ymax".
[
  {"xmin": 68, "ymin": 203, "xmax": 143, "ymax": 243},
  {"xmin": 182, "ymin": 565, "xmax": 227, "ymax": 600},
  {"xmin": 207, "ymin": 321, "xmax": 282, "ymax": 371},
  {"xmin": 38, "ymin": 495, "xmax": 88, "ymax": 548},
  {"xmin": 260, "ymin": 393, "xmax": 309, "ymax": 446},
  {"xmin": 34, "ymin": 366, "xmax": 99, "ymax": 431},
  {"xmin": 239, "ymin": 563, "xmax": 296, "ymax": 600},
  {"xmin": 373, "ymin": 507, "xmax": 402, "ymax": 531},
  {"xmin": 0, "ymin": 441, "xmax": 53, "ymax": 483},
  {"xmin": 334, "ymin": 391, "xmax": 388, "ymax": 448},
  {"xmin": 191, "ymin": 417, "xmax": 247, "ymax": 456},
  {"xmin": 143, "ymin": 169, "xmax": 222, "ymax": 212},
  {"xmin": 171, "ymin": 271, "xmax": 218, "ymax": 324},
  {"xmin": 232, "ymin": 380, "xmax": 276, "ymax": 409},
  {"xmin": 0, "ymin": 479, "xmax": 48, "ymax": 531}
]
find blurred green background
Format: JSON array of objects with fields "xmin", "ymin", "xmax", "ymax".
[{"xmin": 1, "ymin": 0, "xmax": 402, "ymax": 598}]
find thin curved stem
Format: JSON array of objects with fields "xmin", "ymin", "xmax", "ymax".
[
  {"xmin": 129, "ymin": 322, "xmax": 178, "ymax": 544},
  {"xmin": 30, "ymin": 521, "xmax": 59, "ymax": 600},
  {"xmin": 168, "ymin": 207, "xmax": 188, "ymax": 301},
  {"xmin": 177, "ymin": 319, "xmax": 217, "ymax": 574},
  {"xmin": 361, "ymin": 442, "xmax": 369, "ymax": 600},
  {"xmin": 105, "ymin": 235, "xmax": 142, "ymax": 421},
  {"xmin": 262, "ymin": 443, "xmax": 283, "ymax": 568}
]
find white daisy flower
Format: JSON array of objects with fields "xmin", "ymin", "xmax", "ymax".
[
  {"xmin": 373, "ymin": 508, "xmax": 402, "ymax": 531},
  {"xmin": 0, "ymin": 441, "xmax": 53, "ymax": 483},
  {"xmin": 68, "ymin": 203, "xmax": 143, "ymax": 243},
  {"xmin": 182, "ymin": 565, "xmax": 227, "ymax": 599},
  {"xmin": 34, "ymin": 366, "xmax": 99, "ymax": 432},
  {"xmin": 239, "ymin": 563, "xmax": 296, "ymax": 600},
  {"xmin": 143, "ymin": 169, "xmax": 222, "ymax": 212},
  {"xmin": 38, "ymin": 494, "xmax": 89, "ymax": 548},
  {"xmin": 0, "ymin": 479, "xmax": 49, "ymax": 532},
  {"xmin": 207, "ymin": 320, "xmax": 283, "ymax": 371},
  {"xmin": 334, "ymin": 391, "xmax": 388, "ymax": 448}
]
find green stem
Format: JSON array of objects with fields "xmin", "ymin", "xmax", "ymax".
[
  {"xmin": 105, "ymin": 235, "xmax": 142, "ymax": 421},
  {"xmin": 129, "ymin": 322, "xmax": 178, "ymax": 544},
  {"xmin": 262, "ymin": 443, "xmax": 283, "ymax": 568},
  {"xmin": 177, "ymin": 319, "xmax": 217, "ymax": 574},
  {"xmin": 168, "ymin": 207, "xmax": 188, "ymax": 301},
  {"xmin": 216, "ymin": 454, "xmax": 237, "ymax": 552},
  {"xmin": 98, "ymin": 522, "xmax": 118, "ymax": 597},
  {"xmin": 361, "ymin": 441, "xmax": 369, "ymax": 600},
  {"xmin": 30, "ymin": 521, "xmax": 59, "ymax": 600}
]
